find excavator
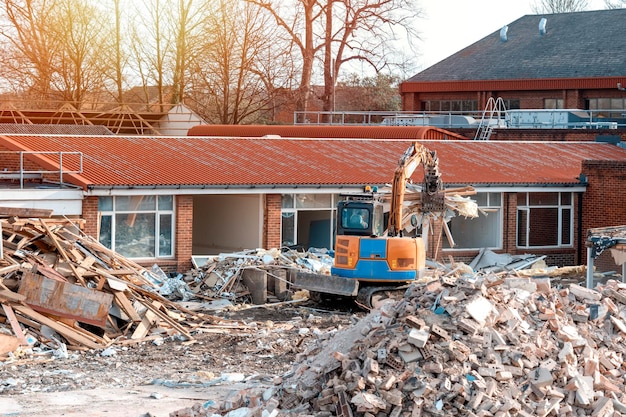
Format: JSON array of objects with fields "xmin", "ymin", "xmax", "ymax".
[{"xmin": 294, "ymin": 141, "xmax": 447, "ymax": 308}]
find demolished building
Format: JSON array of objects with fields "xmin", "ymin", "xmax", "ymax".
[{"xmin": 0, "ymin": 133, "xmax": 624, "ymax": 276}]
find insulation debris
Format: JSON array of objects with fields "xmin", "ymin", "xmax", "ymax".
[{"xmin": 182, "ymin": 248, "xmax": 334, "ymax": 305}]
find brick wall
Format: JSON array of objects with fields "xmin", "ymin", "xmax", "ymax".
[
  {"xmin": 426, "ymin": 219, "xmax": 444, "ymax": 260},
  {"xmin": 82, "ymin": 196, "xmax": 99, "ymax": 238},
  {"xmin": 453, "ymin": 128, "xmax": 625, "ymax": 142},
  {"xmin": 581, "ymin": 160, "xmax": 626, "ymax": 272},
  {"xmin": 174, "ymin": 195, "xmax": 193, "ymax": 272},
  {"xmin": 264, "ymin": 194, "xmax": 282, "ymax": 249}
]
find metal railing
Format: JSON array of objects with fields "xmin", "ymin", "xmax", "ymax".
[
  {"xmin": 0, "ymin": 151, "xmax": 83, "ymax": 189},
  {"xmin": 293, "ymin": 109, "xmax": 626, "ymax": 130}
]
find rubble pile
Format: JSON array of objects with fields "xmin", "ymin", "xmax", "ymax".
[
  {"xmin": 184, "ymin": 248, "xmax": 333, "ymax": 305},
  {"xmin": 270, "ymin": 273, "xmax": 626, "ymax": 417},
  {"xmin": 0, "ymin": 216, "xmax": 261, "ymax": 356}
]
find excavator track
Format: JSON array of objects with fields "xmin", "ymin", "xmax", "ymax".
[{"xmin": 356, "ymin": 284, "xmax": 411, "ymax": 309}]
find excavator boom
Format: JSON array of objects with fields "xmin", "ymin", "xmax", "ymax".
[{"xmin": 388, "ymin": 142, "xmax": 445, "ymax": 236}]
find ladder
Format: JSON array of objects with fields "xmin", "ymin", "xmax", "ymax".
[{"xmin": 474, "ymin": 97, "xmax": 507, "ymax": 140}]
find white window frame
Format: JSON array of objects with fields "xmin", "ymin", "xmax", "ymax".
[
  {"xmin": 281, "ymin": 193, "xmax": 338, "ymax": 250},
  {"xmin": 444, "ymin": 192, "xmax": 503, "ymax": 250},
  {"xmin": 98, "ymin": 195, "xmax": 175, "ymax": 259}
]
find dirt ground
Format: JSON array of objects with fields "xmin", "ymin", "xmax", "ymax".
[{"xmin": 0, "ymin": 302, "xmax": 361, "ymax": 417}]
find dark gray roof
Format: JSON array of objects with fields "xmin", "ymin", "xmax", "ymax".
[{"xmin": 407, "ymin": 9, "xmax": 626, "ymax": 82}]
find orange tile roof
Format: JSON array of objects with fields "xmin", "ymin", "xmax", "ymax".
[{"xmin": 1, "ymin": 135, "xmax": 624, "ymax": 190}]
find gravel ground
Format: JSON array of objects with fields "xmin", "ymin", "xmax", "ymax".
[{"xmin": 0, "ymin": 303, "xmax": 360, "ymax": 417}]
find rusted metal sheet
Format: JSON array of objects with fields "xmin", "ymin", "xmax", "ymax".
[
  {"xmin": 18, "ymin": 272, "xmax": 113, "ymax": 327},
  {"xmin": 187, "ymin": 124, "xmax": 469, "ymax": 141}
]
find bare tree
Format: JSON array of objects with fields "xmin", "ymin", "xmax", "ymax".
[
  {"xmin": 127, "ymin": 0, "xmax": 208, "ymax": 110},
  {"xmin": 245, "ymin": 0, "xmax": 318, "ymax": 120},
  {"xmin": 128, "ymin": 0, "xmax": 172, "ymax": 110},
  {"xmin": 47, "ymin": 0, "xmax": 110, "ymax": 107},
  {"xmin": 604, "ymin": 0, "xmax": 626, "ymax": 8},
  {"xmin": 0, "ymin": 0, "xmax": 110, "ymax": 107},
  {"xmin": 187, "ymin": 0, "xmax": 292, "ymax": 124},
  {"xmin": 169, "ymin": 0, "xmax": 208, "ymax": 105},
  {"xmin": 247, "ymin": 0, "xmax": 421, "ymax": 119},
  {"xmin": 112, "ymin": 0, "xmax": 125, "ymax": 103},
  {"xmin": 0, "ymin": 0, "xmax": 59, "ymax": 101},
  {"xmin": 320, "ymin": 0, "xmax": 421, "ymax": 116},
  {"xmin": 532, "ymin": 0, "xmax": 589, "ymax": 13}
]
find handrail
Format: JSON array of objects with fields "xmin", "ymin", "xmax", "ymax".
[{"xmin": 0, "ymin": 151, "xmax": 83, "ymax": 189}]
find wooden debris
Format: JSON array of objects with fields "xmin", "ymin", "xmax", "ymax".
[{"xmin": 0, "ymin": 216, "xmax": 211, "ymax": 353}]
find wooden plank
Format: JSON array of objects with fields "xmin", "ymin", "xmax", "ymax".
[
  {"xmin": 18, "ymin": 272, "xmax": 113, "ymax": 328},
  {"xmin": 119, "ymin": 334, "xmax": 166, "ymax": 346},
  {"xmin": 113, "ymin": 291, "xmax": 142, "ymax": 323},
  {"xmin": 0, "ymin": 206, "xmax": 53, "ymax": 218},
  {"xmin": 38, "ymin": 219, "xmax": 87, "ymax": 286},
  {"xmin": 131, "ymin": 306, "xmax": 159, "ymax": 339},
  {"xmin": 0, "ymin": 264, "xmax": 20, "ymax": 277},
  {"xmin": 12, "ymin": 304, "xmax": 102, "ymax": 349},
  {"xmin": 142, "ymin": 301, "xmax": 193, "ymax": 340},
  {"xmin": 24, "ymin": 252, "xmax": 68, "ymax": 283},
  {"xmin": 1, "ymin": 304, "xmax": 29, "ymax": 345},
  {"xmin": 0, "ymin": 289, "xmax": 26, "ymax": 303}
]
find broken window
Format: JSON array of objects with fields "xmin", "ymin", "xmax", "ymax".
[
  {"xmin": 281, "ymin": 194, "xmax": 337, "ymax": 250},
  {"xmin": 443, "ymin": 192, "xmax": 502, "ymax": 250},
  {"xmin": 516, "ymin": 192, "xmax": 573, "ymax": 248},
  {"xmin": 98, "ymin": 195, "xmax": 175, "ymax": 259}
]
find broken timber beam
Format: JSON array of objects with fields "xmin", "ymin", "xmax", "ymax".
[{"xmin": 12, "ymin": 304, "xmax": 103, "ymax": 350}]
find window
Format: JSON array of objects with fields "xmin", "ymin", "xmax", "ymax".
[
  {"xmin": 422, "ymin": 100, "xmax": 478, "ymax": 112},
  {"xmin": 98, "ymin": 195, "xmax": 175, "ymax": 258},
  {"xmin": 502, "ymin": 99, "xmax": 520, "ymax": 110},
  {"xmin": 517, "ymin": 192, "xmax": 572, "ymax": 248},
  {"xmin": 343, "ymin": 208, "xmax": 369, "ymax": 230},
  {"xmin": 281, "ymin": 193, "xmax": 337, "ymax": 250},
  {"xmin": 586, "ymin": 97, "xmax": 626, "ymax": 118},
  {"xmin": 443, "ymin": 192, "xmax": 502, "ymax": 249}
]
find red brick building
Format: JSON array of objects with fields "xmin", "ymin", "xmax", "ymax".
[{"xmin": 400, "ymin": 9, "xmax": 626, "ymax": 125}]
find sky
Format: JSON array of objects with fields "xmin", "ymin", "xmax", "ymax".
[{"xmin": 416, "ymin": 0, "xmax": 609, "ymax": 70}]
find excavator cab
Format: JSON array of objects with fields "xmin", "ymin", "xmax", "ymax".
[{"xmin": 336, "ymin": 199, "xmax": 385, "ymax": 237}]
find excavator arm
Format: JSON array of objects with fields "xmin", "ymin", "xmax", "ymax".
[{"xmin": 387, "ymin": 142, "xmax": 444, "ymax": 236}]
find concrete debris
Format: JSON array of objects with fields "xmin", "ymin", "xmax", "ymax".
[
  {"xmin": 173, "ymin": 269, "xmax": 626, "ymax": 416},
  {"xmin": 183, "ymin": 248, "xmax": 334, "ymax": 306}
]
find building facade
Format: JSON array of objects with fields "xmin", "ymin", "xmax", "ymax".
[
  {"xmin": 400, "ymin": 9, "xmax": 626, "ymax": 129},
  {"xmin": 1, "ymin": 133, "xmax": 625, "ymax": 274}
]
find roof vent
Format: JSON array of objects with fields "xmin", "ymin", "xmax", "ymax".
[
  {"xmin": 500, "ymin": 25, "xmax": 508, "ymax": 42},
  {"xmin": 539, "ymin": 18, "xmax": 547, "ymax": 35}
]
